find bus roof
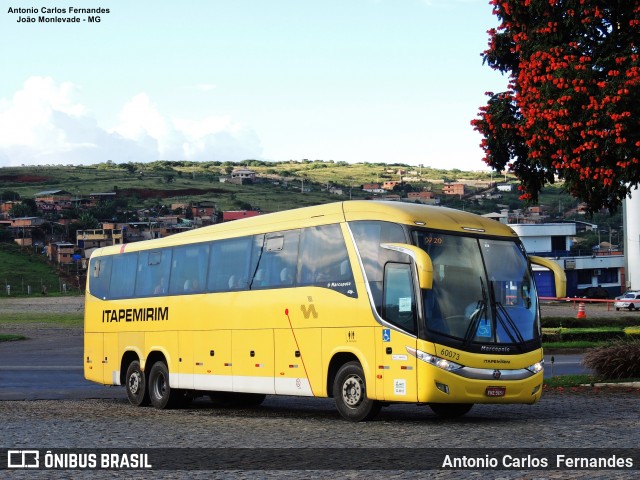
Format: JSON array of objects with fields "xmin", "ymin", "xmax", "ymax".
[{"xmin": 94, "ymin": 201, "xmax": 517, "ymax": 256}]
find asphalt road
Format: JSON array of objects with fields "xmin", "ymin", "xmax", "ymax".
[{"xmin": 1, "ymin": 325, "xmax": 639, "ymax": 479}]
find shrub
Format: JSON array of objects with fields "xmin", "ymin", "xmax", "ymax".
[
  {"xmin": 542, "ymin": 327, "xmax": 627, "ymax": 343},
  {"xmin": 582, "ymin": 340, "xmax": 640, "ymax": 379},
  {"xmin": 541, "ymin": 317, "xmax": 640, "ymax": 328}
]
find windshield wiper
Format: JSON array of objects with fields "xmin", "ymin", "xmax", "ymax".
[
  {"xmin": 462, "ymin": 277, "xmax": 488, "ymax": 346},
  {"xmin": 490, "ymin": 281, "xmax": 526, "ymax": 346}
]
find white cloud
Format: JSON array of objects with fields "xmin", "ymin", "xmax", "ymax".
[
  {"xmin": 111, "ymin": 93, "xmax": 262, "ymax": 162},
  {"xmin": 0, "ymin": 76, "xmax": 262, "ymax": 167}
]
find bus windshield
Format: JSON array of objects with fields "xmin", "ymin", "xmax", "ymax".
[{"xmin": 414, "ymin": 231, "xmax": 539, "ymax": 348}]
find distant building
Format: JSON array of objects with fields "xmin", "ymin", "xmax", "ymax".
[
  {"xmin": 76, "ymin": 227, "xmax": 124, "ymax": 252},
  {"xmin": 48, "ymin": 242, "xmax": 75, "ymax": 265},
  {"xmin": 362, "ymin": 183, "xmax": 385, "ymax": 193},
  {"xmin": 34, "ymin": 190, "xmax": 73, "ymax": 202},
  {"xmin": 407, "ymin": 191, "xmax": 435, "ymax": 203},
  {"xmin": 88, "ymin": 192, "xmax": 116, "ymax": 206},
  {"xmin": 229, "ymin": 169, "xmax": 256, "ymax": 185},
  {"xmin": 442, "ymin": 183, "xmax": 465, "ymax": 196},
  {"xmin": 223, "ymin": 210, "xmax": 261, "ymax": 222},
  {"xmin": 510, "ymin": 223, "xmax": 624, "ymax": 298}
]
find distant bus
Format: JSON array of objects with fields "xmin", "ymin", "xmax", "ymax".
[{"xmin": 84, "ymin": 201, "xmax": 565, "ymax": 421}]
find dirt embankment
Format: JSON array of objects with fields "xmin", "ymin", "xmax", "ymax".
[{"xmin": 0, "ymin": 295, "xmax": 84, "ymax": 314}]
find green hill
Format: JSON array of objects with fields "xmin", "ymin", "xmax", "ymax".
[
  {"xmin": 1, "ymin": 160, "xmax": 518, "ymax": 214},
  {"xmin": 0, "ymin": 243, "xmax": 72, "ymax": 296}
]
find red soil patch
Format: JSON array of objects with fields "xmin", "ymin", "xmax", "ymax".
[
  {"xmin": 117, "ymin": 187, "xmax": 228, "ymax": 199},
  {"xmin": 0, "ymin": 175, "xmax": 50, "ymax": 183}
]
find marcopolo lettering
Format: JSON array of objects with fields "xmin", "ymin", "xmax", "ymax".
[{"xmin": 102, "ymin": 307, "xmax": 169, "ymax": 323}]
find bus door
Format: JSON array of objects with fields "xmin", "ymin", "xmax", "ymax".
[
  {"xmin": 232, "ymin": 329, "xmax": 275, "ymax": 394},
  {"xmin": 375, "ymin": 263, "xmax": 418, "ymax": 402},
  {"xmin": 84, "ymin": 330, "xmax": 104, "ymax": 384},
  {"xmin": 193, "ymin": 329, "xmax": 232, "ymax": 392}
]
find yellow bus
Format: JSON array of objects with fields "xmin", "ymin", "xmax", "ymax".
[{"xmin": 84, "ymin": 200, "xmax": 565, "ymax": 421}]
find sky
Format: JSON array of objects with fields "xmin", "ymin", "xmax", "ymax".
[{"xmin": 0, "ymin": 0, "xmax": 509, "ymax": 170}]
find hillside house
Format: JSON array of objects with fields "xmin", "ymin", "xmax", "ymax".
[
  {"xmin": 362, "ymin": 183, "xmax": 385, "ymax": 194},
  {"xmin": 223, "ymin": 210, "xmax": 261, "ymax": 222},
  {"xmin": 442, "ymin": 183, "xmax": 465, "ymax": 196},
  {"xmin": 76, "ymin": 227, "xmax": 123, "ymax": 249},
  {"xmin": 407, "ymin": 191, "xmax": 437, "ymax": 204},
  {"xmin": 229, "ymin": 169, "xmax": 256, "ymax": 185},
  {"xmin": 48, "ymin": 242, "xmax": 76, "ymax": 265}
]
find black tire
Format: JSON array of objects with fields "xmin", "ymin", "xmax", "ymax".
[
  {"xmin": 125, "ymin": 360, "xmax": 149, "ymax": 407},
  {"xmin": 209, "ymin": 392, "xmax": 266, "ymax": 408},
  {"xmin": 333, "ymin": 361, "xmax": 381, "ymax": 421},
  {"xmin": 148, "ymin": 361, "xmax": 179, "ymax": 409},
  {"xmin": 629, "ymin": 304, "xmax": 636, "ymax": 311},
  {"xmin": 429, "ymin": 403, "xmax": 473, "ymax": 418}
]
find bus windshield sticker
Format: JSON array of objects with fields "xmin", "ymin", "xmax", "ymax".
[
  {"xmin": 398, "ymin": 297, "xmax": 412, "ymax": 312},
  {"xmin": 476, "ymin": 318, "xmax": 492, "ymax": 338}
]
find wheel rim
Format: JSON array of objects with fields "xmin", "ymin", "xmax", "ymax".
[
  {"xmin": 128, "ymin": 371, "xmax": 141, "ymax": 395},
  {"xmin": 152, "ymin": 372, "xmax": 166, "ymax": 399},
  {"xmin": 342, "ymin": 374, "xmax": 364, "ymax": 408}
]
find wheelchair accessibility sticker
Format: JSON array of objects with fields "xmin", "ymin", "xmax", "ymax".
[{"xmin": 382, "ymin": 328, "xmax": 391, "ymax": 342}]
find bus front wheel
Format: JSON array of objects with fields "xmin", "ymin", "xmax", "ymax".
[
  {"xmin": 429, "ymin": 403, "xmax": 473, "ymax": 418},
  {"xmin": 125, "ymin": 360, "xmax": 149, "ymax": 407},
  {"xmin": 148, "ymin": 361, "xmax": 181, "ymax": 409},
  {"xmin": 333, "ymin": 361, "xmax": 381, "ymax": 422}
]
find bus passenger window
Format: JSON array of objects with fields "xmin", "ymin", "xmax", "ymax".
[
  {"xmin": 297, "ymin": 224, "xmax": 355, "ymax": 296},
  {"xmin": 169, "ymin": 244, "xmax": 209, "ymax": 295},
  {"xmin": 253, "ymin": 230, "xmax": 300, "ymax": 289},
  {"xmin": 135, "ymin": 249, "xmax": 172, "ymax": 297},
  {"xmin": 88, "ymin": 257, "xmax": 112, "ymax": 299},
  {"xmin": 279, "ymin": 267, "xmax": 294, "ymax": 285},
  {"xmin": 109, "ymin": 253, "xmax": 138, "ymax": 299},
  {"xmin": 208, "ymin": 235, "xmax": 262, "ymax": 292}
]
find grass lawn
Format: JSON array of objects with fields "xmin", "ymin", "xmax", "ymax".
[
  {"xmin": 0, "ymin": 334, "xmax": 26, "ymax": 342},
  {"xmin": 544, "ymin": 374, "xmax": 640, "ymax": 388}
]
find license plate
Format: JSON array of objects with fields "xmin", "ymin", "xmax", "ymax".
[{"xmin": 486, "ymin": 386, "xmax": 506, "ymax": 397}]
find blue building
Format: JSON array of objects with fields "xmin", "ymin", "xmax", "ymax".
[{"xmin": 510, "ymin": 223, "xmax": 624, "ymax": 299}]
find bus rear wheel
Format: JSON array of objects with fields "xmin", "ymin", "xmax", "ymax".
[
  {"xmin": 125, "ymin": 360, "xmax": 149, "ymax": 407},
  {"xmin": 333, "ymin": 361, "xmax": 381, "ymax": 421},
  {"xmin": 148, "ymin": 361, "xmax": 182, "ymax": 409},
  {"xmin": 429, "ymin": 403, "xmax": 473, "ymax": 418}
]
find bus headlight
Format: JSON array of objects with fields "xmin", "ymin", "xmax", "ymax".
[
  {"xmin": 406, "ymin": 347, "xmax": 463, "ymax": 372},
  {"xmin": 526, "ymin": 360, "xmax": 544, "ymax": 374}
]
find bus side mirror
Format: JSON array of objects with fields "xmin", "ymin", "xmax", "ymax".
[
  {"xmin": 529, "ymin": 255, "xmax": 566, "ymax": 299},
  {"xmin": 381, "ymin": 243, "xmax": 433, "ymax": 290}
]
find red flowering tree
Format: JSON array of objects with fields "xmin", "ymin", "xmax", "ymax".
[{"xmin": 472, "ymin": 0, "xmax": 640, "ymax": 212}]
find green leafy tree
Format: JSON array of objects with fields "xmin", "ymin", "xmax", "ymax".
[
  {"xmin": 9, "ymin": 200, "xmax": 37, "ymax": 217},
  {"xmin": 472, "ymin": 1, "xmax": 640, "ymax": 213},
  {"xmin": 77, "ymin": 213, "xmax": 100, "ymax": 230},
  {"xmin": 0, "ymin": 190, "xmax": 20, "ymax": 201},
  {"xmin": 0, "ymin": 229, "xmax": 14, "ymax": 243}
]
